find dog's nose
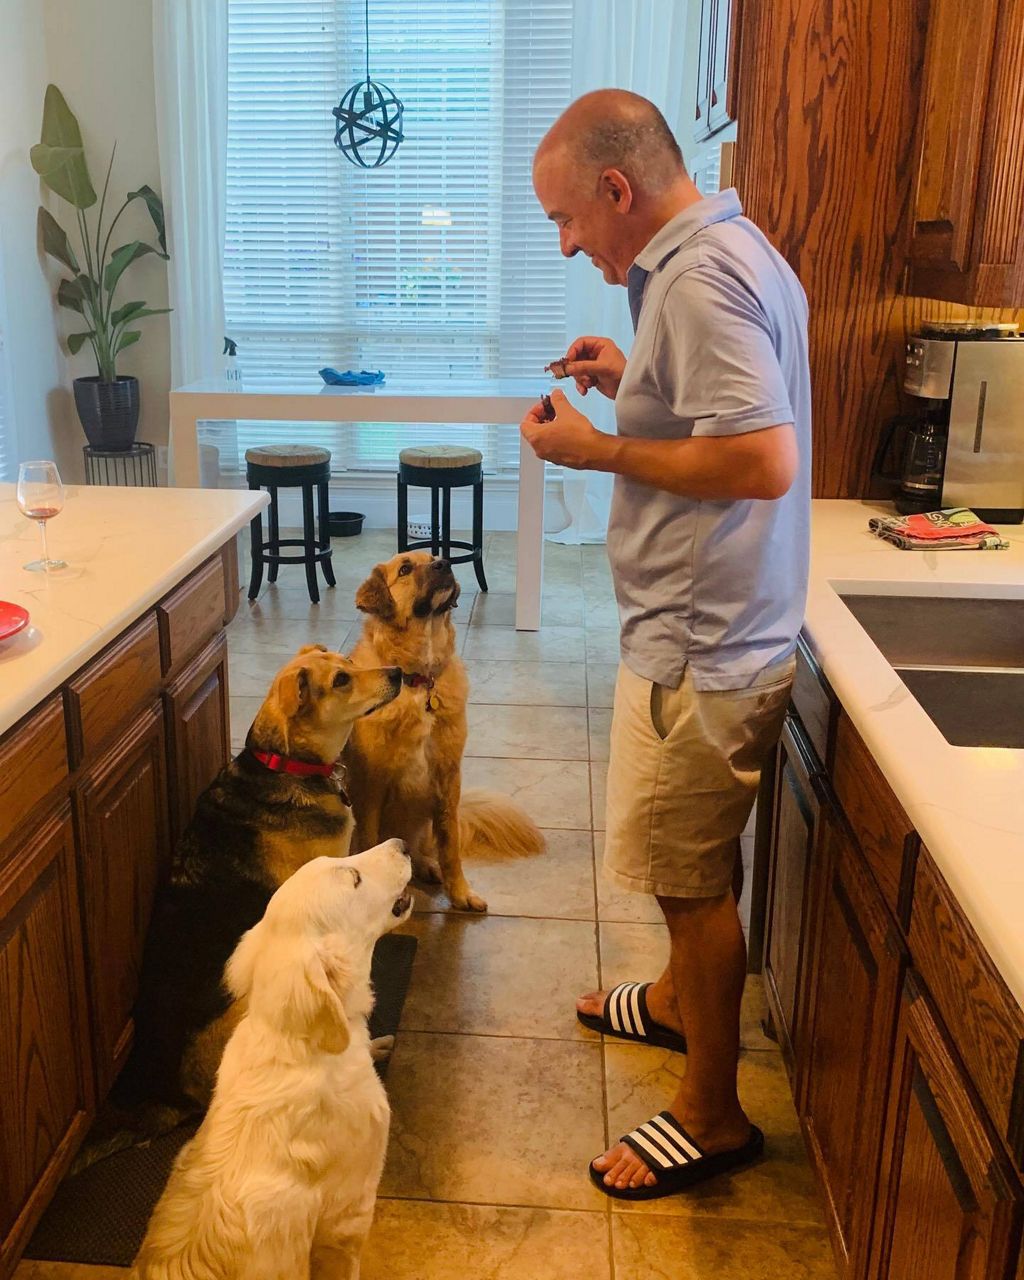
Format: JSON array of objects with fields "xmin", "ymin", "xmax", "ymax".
[
  {"xmin": 387, "ymin": 666, "xmax": 402, "ymax": 686},
  {"xmin": 434, "ymin": 558, "xmax": 450, "ymax": 571},
  {"xmin": 392, "ymin": 838, "xmax": 410, "ymax": 859}
]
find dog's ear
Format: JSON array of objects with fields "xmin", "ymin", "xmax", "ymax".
[
  {"xmin": 225, "ymin": 922, "xmax": 262, "ymax": 1001},
  {"xmin": 355, "ymin": 566, "xmax": 395, "ymax": 619},
  {"xmin": 278, "ymin": 664, "xmax": 313, "ymax": 719},
  {"xmin": 303, "ymin": 936, "xmax": 353, "ymax": 1054}
]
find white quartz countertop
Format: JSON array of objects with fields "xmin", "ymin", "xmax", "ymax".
[
  {"xmin": 0, "ymin": 484, "xmax": 268, "ymax": 737},
  {"xmin": 806, "ymin": 500, "xmax": 1024, "ymax": 1007}
]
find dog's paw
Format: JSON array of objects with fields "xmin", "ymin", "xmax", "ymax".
[
  {"xmin": 413, "ymin": 857, "xmax": 443, "ymax": 885},
  {"xmin": 450, "ymin": 887, "xmax": 488, "ymax": 913},
  {"xmin": 370, "ymin": 1034, "xmax": 395, "ymax": 1062}
]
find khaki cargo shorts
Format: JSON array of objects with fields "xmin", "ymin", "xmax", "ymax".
[{"xmin": 603, "ymin": 657, "xmax": 795, "ymax": 899}]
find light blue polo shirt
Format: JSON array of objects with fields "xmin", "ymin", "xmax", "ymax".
[{"xmin": 608, "ymin": 189, "xmax": 811, "ymax": 691}]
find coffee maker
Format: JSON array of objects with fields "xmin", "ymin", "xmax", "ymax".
[{"xmin": 899, "ymin": 321, "xmax": 1024, "ymax": 523}]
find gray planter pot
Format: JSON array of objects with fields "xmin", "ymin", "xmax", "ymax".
[{"xmin": 73, "ymin": 375, "xmax": 140, "ymax": 451}]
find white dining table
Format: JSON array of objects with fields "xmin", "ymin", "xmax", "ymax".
[{"xmin": 168, "ymin": 376, "xmax": 546, "ymax": 629}]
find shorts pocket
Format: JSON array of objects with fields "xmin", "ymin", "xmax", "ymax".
[{"xmin": 649, "ymin": 678, "xmax": 685, "ymax": 742}]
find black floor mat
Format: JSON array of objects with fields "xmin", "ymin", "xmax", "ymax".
[{"xmin": 24, "ymin": 932, "xmax": 417, "ymax": 1268}]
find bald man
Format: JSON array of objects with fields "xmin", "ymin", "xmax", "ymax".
[{"xmin": 521, "ymin": 90, "xmax": 811, "ymax": 1201}]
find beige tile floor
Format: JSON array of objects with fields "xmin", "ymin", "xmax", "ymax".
[{"xmin": 18, "ymin": 530, "xmax": 834, "ymax": 1280}]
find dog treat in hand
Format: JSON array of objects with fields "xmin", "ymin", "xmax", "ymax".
[
  {"xmin": 544, "ymin": 358, "xmax": 569, "ymax": 379},
  {"xmin": 540, "ymin": 393, "xmax": 555, "ymax": 422}
]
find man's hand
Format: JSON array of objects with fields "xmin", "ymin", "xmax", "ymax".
[
  {"xmin": 520, "ymin": 390, "xmax": 611, "ymax": 470},
  {"xmin": 563, "ymin": 335, "xmax": 627, "ymax": 400}
]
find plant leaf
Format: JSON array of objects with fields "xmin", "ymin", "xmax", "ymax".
[
  {"xmin": 30, "ymin": 85, "xmax": 96, "ymax": 208},
  {"xmin": 57, "ymin": 278, "xmax": 85, "ymax": 313},
  {"xmin": 103, "ymin": 241, "xmax": 159, "ymax": 294},
  {"xmin": 111, "ymin": 300, "xmax": 146, "ymax": 326},
  {"xmin": 113, "ymin": 305, "xmax": 171, "ymax": 325},
  {"xmin": 38, "ymin": 207, "xmax": 80, "ymax": 272},
  {"xmin": 67, "ymin": 330, "xmax": 96, "ymax": 355},
  {"xmin": 127, "ymin": 185, "xmax": 168, "ymax": 257},
  {"xmin": 114, "ymin": 329, "xmax": 141, "ymax": 355}
]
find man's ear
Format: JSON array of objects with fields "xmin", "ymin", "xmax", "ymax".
[
  {"xmin": 277, "ymin": 665, "xmax": 312, "ymax": 719},
  {"xmin": 355, "ymin": 566, "xmax": 395, "ymax": 619}
]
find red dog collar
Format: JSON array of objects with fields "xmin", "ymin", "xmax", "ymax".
[{"xmin": 249, "ymin": 748, "xmax": 335, "ymax": 778}]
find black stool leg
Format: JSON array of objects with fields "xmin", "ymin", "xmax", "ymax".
[
  {"xmin": 267, "ymin": 487, "xmax": 280, "ymax": 583},
  {"xmin": 302, "ymin": 483, "xmax": 320, "ymax": 604},
  {"xmin": 397, "ymin": 477, "xmax": 408, "ymax": 552},
  {"xmin": 472, "ymin": 478, "xmax": 488, "ymax": 592},
  {"xmin": 318, "ymin": 480, "xmax": 336, "ymax": 588},
  {"xmin": 247, "ymin": 480, "xmax": 264, "ymax": 600},
  {"xmin": 430, "ymin": 485, "xmax": 440, "ymax": 556},
  {"xmin": 441, "ymin": 484, "xmax": 452, "ymax": 561}
]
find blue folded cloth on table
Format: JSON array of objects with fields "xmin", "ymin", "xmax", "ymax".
[{"xmin": 319, "ymin": 368, "xmax": 385, "ymax": 386}]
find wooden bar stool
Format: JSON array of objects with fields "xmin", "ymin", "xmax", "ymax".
[
  {"xmin": 246, "ymin": 444, "xmax": 336, "ymax": 604},
  {"xmin": 397, "ymin": 445, "xmax": 487, "ymax": 592}
]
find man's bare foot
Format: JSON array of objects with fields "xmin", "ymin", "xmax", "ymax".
[
  {"xmin": 592, "ymin": 1107, "xmax": 754, "ymax": 1190},
  {"xmin": 576, "ymin": 978, "xmax": 684, "ymax": 1035}
]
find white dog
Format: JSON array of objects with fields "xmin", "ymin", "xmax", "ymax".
[{"xmin": 132, "ymin": 839, "xmax": 413, "ymax": 1280}]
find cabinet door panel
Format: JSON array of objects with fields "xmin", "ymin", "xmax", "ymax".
[
  {"xmin": 871, "ymin": 976, "xmax": 1023, "ymax": 1280},
  {"xmin": 694, "ymin": 0, "xmax": 717, "ymax": 142},
  {"xmin": 910, "ymin": 0, "xmax": 998, "ymax": 271},
  {"xmin": 800, "ymin": 810, "xmax": 904, "ymax": 1277},
  {"xmin": 164, "ymin": 631, "xmax": 230, "ymax": 846},
  {"xmin": 0, "ymin": 807, "xmax": 92, "ymax": 1269},
  {"xmin": 763, "ymin": 718, "xmax": 819, "ymax": 1077},
  {"xmin": 77, "ymin": 705, "xmax": 169, "ymax": 1094}
]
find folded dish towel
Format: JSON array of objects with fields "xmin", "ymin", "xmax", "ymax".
[
  {"xmin": 319, "ymin": 368, "xmax": 385, "ymax": 386},
  {"xmin": 868, "ymin": 507, "xmax": 1009, "ymax": 551}
]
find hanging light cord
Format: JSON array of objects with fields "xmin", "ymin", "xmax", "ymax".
[{"xmin": 365, "ymin": 0, "xmax": 370, "ymax": 85}]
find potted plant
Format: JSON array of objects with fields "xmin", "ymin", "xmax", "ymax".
[{"xmin": 31, "ymin": 84, "xmax": 170, "ymax": 450}]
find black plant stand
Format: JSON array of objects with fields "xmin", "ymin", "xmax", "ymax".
[{"xmin": 83, "ymin": 442, "xmax": 158, "ymax": 487}]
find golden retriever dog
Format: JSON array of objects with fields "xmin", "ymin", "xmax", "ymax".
[
  {"xmin": 344, "ymin": 551, "xmax": 544, "ymax": 912},
  {"xmin": 114, "ymin": 645, "xmax": 403, "ymax": 1127},
  {"xmin": 132, "ymin": 840, "xmax": 413, "ymax": 1280}
]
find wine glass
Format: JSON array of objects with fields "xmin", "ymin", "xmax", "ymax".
[{"xmin": 16, "ymin": 461, "xmax": 68, "ymax": 572}]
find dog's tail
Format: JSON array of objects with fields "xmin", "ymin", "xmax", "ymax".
[{"xmin": 458, "ymin": 787, "xmax": 545, "ymax": 857}]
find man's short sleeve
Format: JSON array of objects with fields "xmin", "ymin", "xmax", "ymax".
[{"xmin": 650, "ymin": 266, "xmax": 794, "ymax": 437}]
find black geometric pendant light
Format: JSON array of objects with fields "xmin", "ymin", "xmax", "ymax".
[{"xmin": 332, "ymin": 0, "xmax": 405, "ymax": 168}]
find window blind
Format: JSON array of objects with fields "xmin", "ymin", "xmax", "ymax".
[{"xmin": 222, "ymin": 0, "xmax": 572, "ymax": 476}]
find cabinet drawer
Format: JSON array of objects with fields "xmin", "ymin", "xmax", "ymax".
[
  {"xmin": 66, "ymin": 615, "xmax": 162, "ymax": 765},
  {"xmin": 909, "ymin": 848, "xmax": 1024, "ymax": 1174},
  {"xmin": 831, "ymin": 714, "xmax": 915, "ymax": 919},
  {"xmin": 157, "ymin": 557, "xmax": 226, "ymax": 674},
  {"xmin": 0, "ymin": 697, "xmax": 69, "ymax": 852},
  {"xmin": 791, "ymin": 636, "xmax": 834, "ymax": 765}
]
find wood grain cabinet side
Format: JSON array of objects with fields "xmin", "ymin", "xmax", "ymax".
[
  {"xmin": 0, "ymin": 806, "xmax": 93, "ymax": 1276},
  {"xmin": 75, "ymin": 704, "xmax": 170, "ymax": 1096}
]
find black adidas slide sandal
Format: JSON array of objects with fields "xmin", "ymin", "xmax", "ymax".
[
  {"xmin": 576, "ymin": 981, "xmax": 687, "ymax": 1053},
  {"xmin": 589, "ymin": 1112, "xmax": 765, "ymax": 1201}
]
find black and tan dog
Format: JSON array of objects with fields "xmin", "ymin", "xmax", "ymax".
[
  {"xmin": 345, "ymin": 552, "xmax": 544, "ymax": 912},
  {"xmin": 113, "ymin": 645, "xmax": 401, "ymax": 1127}
]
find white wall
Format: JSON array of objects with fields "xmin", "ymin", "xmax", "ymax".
[
  {"xmin": 0, "ymin": 0, "xmax": 71, "ymax": 475},
  {"xmin": 43, "ymin": 0, "xmax": 171, "ymax": 457}
]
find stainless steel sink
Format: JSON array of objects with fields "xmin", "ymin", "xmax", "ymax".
[
  {"xmin": 839, "ymin": 594, "xmax": 1024, "ymax": 668},
  {"xmin": 893, "ymin": 667, "xmax": 1024, "ymax": 749}
]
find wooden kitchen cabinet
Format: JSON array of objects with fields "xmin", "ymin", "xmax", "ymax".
[
  {"xmin": 907, "ymin": 0, "xmax": 1024, "ymax": 305},
  {"xmin": 869, "ymin": 973, "xmax": 1023, "ymax": 1280},
  {"xmin": 694, "ymin": 0, "xmax": 739, "ymax": 142},
  {"xmin": 762, "ymin": 713, "xmax": 821, "ymax": 1078},
  {"xmin": 0, "ymin": 807, "xmax": 92, "ymax": 1276},
  {"xmin": 77, "ymin": 704, "xmax": 170, "ymax": 1095},
  {"xmin": 164, "ymin": 631, "xmax": 230, "ymax": 846},
  {"xmin": 800, "ymin": 807, "xmax": 906, "ymax": 1279}
]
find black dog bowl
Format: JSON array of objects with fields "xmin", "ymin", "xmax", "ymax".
[{"xmin": 328, "ymin": 510, "xmax": 365, "ymax": 537}]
